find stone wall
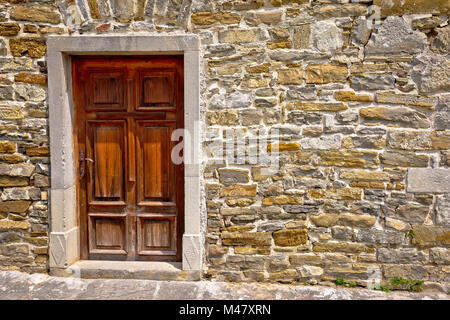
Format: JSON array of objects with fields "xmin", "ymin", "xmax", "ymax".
[{"xmin": 0, "ymin": 0, "xmax": 449, "ymax": 287}]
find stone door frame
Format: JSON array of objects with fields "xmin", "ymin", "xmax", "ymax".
[{"xmin": 47, "ymin": 35, "xmax": 202, "ymax": 273}]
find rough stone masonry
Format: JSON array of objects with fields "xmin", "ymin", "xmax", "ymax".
[{"xmin": 0, "ymin": 0, "xmax": 449, "ymax": 290}]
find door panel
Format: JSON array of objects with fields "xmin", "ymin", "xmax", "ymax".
[
  {"xmin": 86, "ymin": 69, "xmax": 125, "ymax": 110},
  {"xmin": 88, "ymin": 214, "xmax": 127, "ymax": 256},
  {"xmin": 136, "ymin": 121, "xmax": 176, "ymax": 205},
  {"xmin": 73, "ymin": 56, "xmax": 184, "ymax": 262},
  {"xmin": 137, "ymin": 215, "xmax": 176, "ymax": 256},
  {"xmin": 87, "ymin": 120, "xmax": 127, "ymax": 204},
  {"xmin": 137, "ymin": 69, "xmax": 176, "ymax": 110}
]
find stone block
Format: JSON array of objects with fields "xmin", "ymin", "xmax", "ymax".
[
  {"xmin": 430, "ymin": 248, "xmax": 450, "ymax": 265},
  {"xmin": 191, "ymin": 12, "xmax": 241, "ymax": 25},
  {"xmin": 245, "ymin": 11, "xmax": 283, "ymax": 26},
  {"xmin": 0, "ymin": 220, "xmax": 29, "ymax": 231},
  {"xmin": 375, "ymin": 92, "xmax": 437, "ymax": 108},
  {"xmin": 350, "ymin": 75, "xmax": 395, "ymax": 90},
  {"xmin": 240, "ymin": 109, "xmax": 262, "ymax": 126},
  {"xmin": 297, "ymin": 265, "xmax": 323, "ymax": 278},
  {"xmin": 377, "ymin": 248, "xmax": 428, "ymax": 264},
  {"xmin": 319, "ymin": 150, "xmax": 379, "ymax": 168},
  {"xmin": 33, "ymin": 174, "xmax": 50, "ymax": 187},
  {"xmin": 393, "ymin": 203, "xmax": 430, "ymax": 224},
  {"xmin": 262, "ymin": 195, "xmax": 302, "ymax": 206},
  {"xmin": 39, "ymin": 26, "xmax": 65, "ymax": 35},
  {"xmin": 305, "ymin": 64, "xmax": 347, "ymax": 84},
  {"xmin": 407, "ymin": 168, "xmax": 450, "ymax": 193},
  {"xmin": 267, "ymin": 142, "xmax": 300, "ymax": 152},
  {"xmin": 271, "ymin": 0, "xmax": 309, "ymax": 6},
  {"xmin": 0, "ymin": 23, "xmax": 20, "ymax": 36},
  {"xmin": 287, "ymin": 102, "xmax": 348, "ymax": 112},
  {"xmin": 300, "ymin": 135, "xmax": 340, "ymax": 150},
  {"xmin": 359, "ymin": 107, "xmax": 430, "ymax": 128},
  {"xmin": 0, "ymin": 142, "xmax": 16, "ymax": 153},
  {"xmin": 245, "ymin": 63, "xmax": 270, "ymax": 74},
  {"xmin": 432, "ymin": 25, "xmax": 450, "ymax": 54},
  {"xmin": 206, "ymin": 110, "xmax": 239, "ymax": 126},
  {"xmin": 208, "ymin": 244, "xmax": 228, "ymax": 257},
  {"xmin": 339, "ymin": 170, "xmax": 390, "ymax": 182},
  {"xmin": 220, "ymin": 184, "xmax": 257, "ymax": 197},
  {"xmin": 308, "ymin": 188, "xmax": 362, "ymax": 201},
  {"xmin": 0, "ymin": 86, "xmax": 13, "ymax": 100},
  {"xmin": 313, "ymin": 242, "xmax": 373, "ymax": 254},
  {"xmin": 277, "ymin": 68, "xmax": 303, "ymax": 85},
  {"xmin": 0, "ymin": 177, "xmax": 29, "ymax": 187},
  {"xmin": 337, "ymin": 215, "xmax": 377, "ymax": 228},
  {"xmin": 1, "ymin": 187, "xmax": 40, "ymax": 201},
  {"xmin": 387, "ymin": 131, "xmax": 450, "ymax": 151},
  {"xmin": 385, "ymin": 217, "xmax": 409, "ymax": 232},
  {"xmin": 14, "ymin": 73, "xmax": 47, "ymax": 86},
  {"xmin": 352, "ymin": 17, "xmax": 370, "ymax": 45},
  {"xmin": 235, "ymin": 247, "xmax": 269, "ymax": 255},
  {"xmin": 382, "ymin": 265, "xmax": 423, "ymax": 281},
  {"xmin": 218, "ymin": 168, "xmax": 250, "ymax": 185},
  {"xmin": 218, "ymin": 29, "xmax": 266, "ymax": 44},
  {"xmin": 10, "ymin": 39, "xmax": 46, "ymax": 58},
  {"xmin": 365, "ymin": 16, "xmax": 427, "ymax": 55},
  {"xmin": 311, "ymin": 21, "xmax": 343, "ymax": 53},
  {"xmin": 267, "ymin": 257, "xmax": 289, "ymax": 273},
  {"xmin": 0, "ymin": 200, "xmax": 31, "ymax": 214},
  {"xmin": 334, "ymin": 91, "xmax": 372, "ymax": 102},
  {"xmin": 25, "ymin": 146, "xmax": 49, "ymax": 156},
  {"xmin": 222, "ymin": 231, "xmax": 272, "ymax": 246},
  {"xmin": 310, "ymin": 213, "xmax": 376, "ymax": 228},
  {"xmin": 293, "ymin": 25, "xmax": 310, "ymax": 49},
  {"xmin": 268, "ymin": 269, "xmax": 299, "ymax": 283},
  {"xmin": 373, "ymin": 0, "xmax": 450, "ymax": 17},
  {"xmin": 289, "ymin": 253, "xmax": 322, "ymax": 266},
  {"xmin": 356, "ymin": 229, "xmax": 404, "ymax": 245},
  {"xmin": 412, "ymin": 51, "xmax": 450, "ymax": 95},
  {"xmin": 15, "ymin": 83, "xmax": 46, "ymax": 102},
  {"xmin": 312, "ymin": 4, "xmax": 367, "ymax": 18},
  {"xmin": 412, "ymin": 225, "xmax": 450, "ymax": 247},
  {"xmin": 436, "ymin": 95, "xmax": 450, "ymax": 131},
  {"xmin": 273, "ymin": 229, "xmax": 307, "ymax": 246},
  {"xmin": 0, "ymin": 164, "xmax": 35, "ymax": 177},
  {"xmin": 226, "ymin": 255, "xmax": 265, "ymax": 271},
  {"xmin": 436, "ymin": 195, "xmax": 450, "ymax": 226},
  {"xmin": 331, "ymin": 226, "xmax": 354, "ymax": 241},
  {"xmin": 412, "ymin": 16, "xmax": 442, "ymax": 31},
  {"xmin": 381, "ymin": 152, "xmax": 429, "ymax": 167},
  {"xmin": 10, "ymin": 6, "xmax": 61, "ymax": 24},
  {"xmin": 220, "ymin": 208, "xmax": 256, "ymax": 216},
  {"xmin": 230, "ymin": 0, "xmax": 264, "ymax": 11}
]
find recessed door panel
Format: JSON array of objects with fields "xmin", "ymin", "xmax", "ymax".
[
  {"xmin": 137, "ymin": 216, "xmax": 176, "ymax": 256},
  {"xmin": 88, "ymin": 214, "xmax": 127, "ymax": 255},
  {"xmin": 136, "ymin": 122, "xmax": 176, "ymax": 205},
  {"xmin": 86, "ymin": 69, "xmax": 125, "ymax": 110},
  {"xmin": 87, "ymin": 120, "xmax": 127, "ymax": 204},
  {"xmin": 137, "ymin": 69, "xmax": 176, "ymax": 110}
]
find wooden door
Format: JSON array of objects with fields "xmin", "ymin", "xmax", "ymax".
[{"xmin": 72, "ymin": 56, "xmax": 184, "ymax": 261}]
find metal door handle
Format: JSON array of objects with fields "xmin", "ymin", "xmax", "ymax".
[{"xmin": 79, "ymin": 151, "xmax": 94, "ymax": 178}]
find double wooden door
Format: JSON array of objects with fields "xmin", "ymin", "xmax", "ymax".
[{"xmin": 72, "ymin": 56, "xmax": 184, "ymax": 261}]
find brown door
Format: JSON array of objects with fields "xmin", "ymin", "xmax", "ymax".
[{"xmin": 72, "ymin": 56, "xmax": 184, "ymax": 261}]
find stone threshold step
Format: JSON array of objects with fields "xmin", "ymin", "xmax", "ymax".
[{"xmin": 49, "ymin": 260, "xmax": 201, "ymax": 281}]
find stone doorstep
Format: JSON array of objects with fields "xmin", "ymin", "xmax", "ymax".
[{"xmin": 49, "ymin": 260, "xmax": 201, "ymax": 281}]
